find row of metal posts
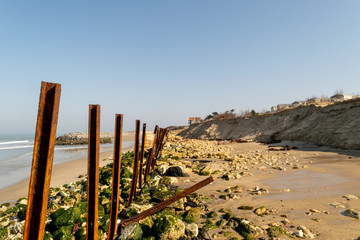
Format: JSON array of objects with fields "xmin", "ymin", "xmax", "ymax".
[{"xmin": 23, "ymin": 81, "xmax": 212, "ymax": 240}]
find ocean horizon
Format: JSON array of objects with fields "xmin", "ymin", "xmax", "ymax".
[{"xmin": 0, "ymin": 133, "xmax": 133, "ymax": 190}]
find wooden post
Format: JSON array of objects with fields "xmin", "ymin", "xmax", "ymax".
[
  {"xmin": 138, "ymin": 123, "xmax": 146, "ymax": 188},
  {"xmin": 127, "ymin": 120, "xmax": 140, "ymax": 207},
  {"xmin": 87, "ymin": 105, "xmax": 100, "ymax": 240},
  {"xmin": 23, "ymin": 82, "xmax": 61, "ymax": 240},
  {"xmin": 107, "ymin": 114, "xmax": 123, "ymax": 240}
]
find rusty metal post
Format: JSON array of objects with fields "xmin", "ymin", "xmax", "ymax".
[
  {"xmin": 151, "ymin": 128, "xmax": 167, "ymax": 170},
  {"xmin": 144, "ymin": 126, "xmax": 159, "ymax": 181},
  {"xmin": 127, "ymin": 120, "xmax": 140, "ymax": 207},
  {"xmin": 87, "ymin": 105, "xmax": 100, "ymax": 240},
  {"xmin": 23, "ymin": 82, "xmax": 61, "ymax": 240},
  {"xmin": 138, "ymin": 123, "xmax": 146, "ymax": 188},
  {"xmin": 119, "ymin": 176, "xmax": 214, "ymax": 232},
  {"xmin": 107, "ymin": 114, "xmax": 123, "ymax": 240}
]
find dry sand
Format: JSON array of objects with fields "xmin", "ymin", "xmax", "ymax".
[
  {"xmin": 173, "ymin": 141, "xmax": 360, "ymax": 240},
  {"xmin": 0, "ymin": 133, "xmax": 135, "ymax": 204},
  {"xmin": 2, "ymin": 134, "xmax": 359, "ymax": 239}
]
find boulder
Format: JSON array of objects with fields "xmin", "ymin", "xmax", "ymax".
[
  {"xmin": 164, "ymin": 166, "xmax": 189, "ymax": 177},
  {"xmin": 120, "ymin": 223, "xmax": 143, "ymax": 240},
  {"xmin": 344, "ymin": 209, "xmax": 360, "ymax": 219},
  {"xmin": 153, "ymin": 215, "xmax": 185, "ymax": 240},
  {"xmin": 185, "ymin": 222, "xmax": 199, "ymax": 237}
]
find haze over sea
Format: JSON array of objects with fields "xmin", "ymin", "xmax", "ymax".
[{"xmin": 0, "ymin": 134, "xmax": 132, "ymax": 189}]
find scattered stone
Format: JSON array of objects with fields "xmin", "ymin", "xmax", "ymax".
[
  {"xmin": 184, "ymin": 222, "xmax": 199, "ymax": 237},
  {"xmin": 238, "ymin": 205, "xmax": 254, "ymax": 210},
  {"xmin": 254, "ymin": 206, "xmax": 267, "ymax": 216},
  {"xmin": 343, "ymin": 194, "xmax": 359, "ymax": 201},
  {"xmin": 330, "ymin": 201, "xmax": 345, "ymax": 208},
  {"xmin": 309, "ymin": 209, "xmax": 321, "ymax": 213},
  {"xmin": 343, "ymin": 209, "xmax": 360, "ymax": 219}
]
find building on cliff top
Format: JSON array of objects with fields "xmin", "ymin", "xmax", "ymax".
[
  {"xmin": 188, "ymin": 117, "xmax": 201, "ymax": 125},
  {"xmin": 330, "ymin": 94, "xmax": 360, "ymax": 102}
]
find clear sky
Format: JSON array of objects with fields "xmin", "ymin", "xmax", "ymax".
[{"xmin": 1, "ymin": 1, "xmax": 359, "ymax": 134}]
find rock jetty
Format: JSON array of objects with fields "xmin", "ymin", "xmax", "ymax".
[{"xmin": 55, "ymin": 132, "xmax": 113, "ymax": 145}]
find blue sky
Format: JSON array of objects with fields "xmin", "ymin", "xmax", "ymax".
[{"xmin": 0, "ymin": 1, "xmax": 359, "ymax": 134}]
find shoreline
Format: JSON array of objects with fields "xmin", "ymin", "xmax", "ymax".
[{"xmin": 0, "ymin": 131, "xmax": 135, "ymax": 204}]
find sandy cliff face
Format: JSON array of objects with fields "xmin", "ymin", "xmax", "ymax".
[{"xmin": 179, "ymin": 99, "xmax": 360, "ymax": 149}]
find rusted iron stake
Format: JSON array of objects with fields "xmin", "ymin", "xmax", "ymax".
[
  {"xmin": 107, "ymin": 114, "xmax": 123, "ymax": 240},
  {"xmin": 120, "ymin": 176, "xmax": 214, "ymax": 232},
  {"xmin": 127, "ymin": 120, "xmax": 140, "ymax": 207},
  {"xmin": 87, "ymin": 105, "xmax": 100, "ymax": 240},
  {"xmin": 23, "ymin": 82, "xmax": 61, "ymax": 240},
  {"xmin": 156, "ymin": 129, "xmax": 168, "ymax": 160},
  {"xmin": 138, "ymin": 123, "xmax": 146, "ymax": 188},
  {"xmin": 151, "ymin": 128, "xmax": 167, "ymax": 170},
  {"xmin": 144, "ymin": 126, "xmax": 159, "ymax": 181}
]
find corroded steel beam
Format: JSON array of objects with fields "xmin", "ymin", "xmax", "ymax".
[
  {"xmin": 23, "ymin": 82, "xmax": 61, "ymax": 240},
  {"xmin": 87, "ymin": 104, "xmax": 100, "ymax": 240},
  {"xmin": 119, "ymin": 176, "xmax": 214, "ymax": 232},
  {"xmin": 144, "ymin": 126, "xmax": 159, "ymax": 181},
  {"xmin": 138, "ymin": 123, "xmax": 146, "ymax": 188},
  {"xmin": 107, "ymin": 114, "xmax": 123, "ymax": 240},
  {"xmin": 127, "ymin": 119, "xmax": 140, "ymax": 207},
  {"xmin": 151, "ymin": 128, "xmax": 168, "ymax": 170}
]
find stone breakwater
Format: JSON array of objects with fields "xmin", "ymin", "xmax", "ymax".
[{"xmin": 55, "ymin": 132, "xmax": 113, "ymax": 145}]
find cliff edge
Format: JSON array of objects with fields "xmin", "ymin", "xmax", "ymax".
[{"xmin": 179, "ymin": 98, "xmax": 360, "ymax": 150}]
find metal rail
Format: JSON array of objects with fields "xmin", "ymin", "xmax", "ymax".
[
  {"xmin": 119, "ymin": 176, "xmax": 214, "ymax": 232},
  {"xmin": 23, "ymin": 82, "xmax": 61, "ymax": 240}
]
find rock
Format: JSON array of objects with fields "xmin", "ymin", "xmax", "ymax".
[
  {"xmin": 164, "ymin": 166, "xmax": 189, "ymax": 177},
  {"xmin": 343, "ymin": 194, "xmax": 359, "ymax": 200},
  {"xmin": 53, "ymin": 226, "xmax": 75, "ymax": 240},
  {"xmin": 294, "ymin": 229, "xmax": 304, "ymax": 238},
  {"xmin": 185, "ymin": 222, "xmax": 199, "ymax": 237},
  {"xmin": 120, "ymin": 223, "xmax": 143, "ymax": 240},
  {"xmin": 183, "ymin": 207, "xmax": 202, "ymax": 223},
  {"xmin": 272, "ymin": 166, "xmax": 286, "ymax": 171},
  {"xmin": 198, "ymin": 228, "xmax": 211, "ymax": 240},
  {"xmin": 267, "ymin": 226, "xmax": 288, "ymax": 238},
  {"xmin": 330, "ymin": 201, "xmax": 345, "ymax": 208},
  {"xmin": 309, "ymin": 209, "xmax": 321, "ymax": 213},
  {"xmin": 10, "ymin": 221, "xmax": 25, "ymax": 234},
  {"xmin": 158, "ymin": 165, "xmax": 168, "ymax": 175},
  {"xmin": 343, "ymin": 209, "xmax": 360, "ymax": 219},
  {"xmin": 298, "ymin": 226, "xmax": 315, "ymax": 239},
  {"xmin": 254, "ymin": 206, "xmax": 267, "ymax": 216},
  {"xmin": 153, "ymin": 215, "xmax": 185, "ymax": 240}
]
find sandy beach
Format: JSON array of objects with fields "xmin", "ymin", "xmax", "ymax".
[
  {"xmin": 2, "ymin": 131, "xmax": 360, "ymax": 239},
  {"xmin": 0, "ymin": 133, "xmax": 135, "ymax": 204},
  {"xmin": 167, "ymin": 140, "xmax": 360, "ymax": 240}
]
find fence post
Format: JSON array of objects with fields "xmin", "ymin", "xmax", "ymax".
[
  {"xmin": 127, "ymin": 120, "xmax": 140, "ymax": 207},
  {"xmin": 138, "ymin": 123, "xmax": 146, "ymax": 188},
  {"xmin": 23, "ymin": 82, "xmax": 61, "ymax": 240},
  {"xmin": 107, "ymin": 114, "xmax": 123, "ymax": 240},
  {"xmin": 87, "ymin": 105, "xmax": 100, "ymax": 240}
]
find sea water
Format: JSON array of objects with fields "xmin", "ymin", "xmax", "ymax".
[{"xmin": 0, "ymin": 134, "xmax": 133, "ymax": 189}]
